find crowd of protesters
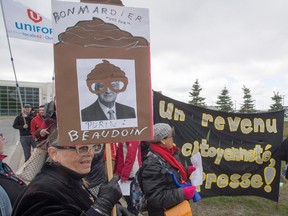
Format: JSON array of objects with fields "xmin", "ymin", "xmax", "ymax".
[
  {"xmin": 1, "ymin": 101, "xmax": 199, "ymax": 216},
  {"xmin": 0, "ymin": 101, "xmax": 288, "ymax": 216}
]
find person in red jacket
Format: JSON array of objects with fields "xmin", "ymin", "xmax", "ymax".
[
  {"xmin": 34, "ymin": 101, "xmax": 57, "ymax": 144},
  {"xmin": 30, "ymin": 105, "xmax": 46, "ymax": 141},
  {"xmin": 114, "ymin": 141, "xmax": 142, "ymax": 216}
]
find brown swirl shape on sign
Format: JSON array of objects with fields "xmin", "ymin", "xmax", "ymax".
[
  {"xmin": 81, "ymin": 0, "xmax": 123, "ymax": 6},
  {"xmin": 57, "ymin": 17, "xmax": 148, "ymax": 49}
]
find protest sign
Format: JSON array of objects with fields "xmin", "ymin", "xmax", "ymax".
[
  {"xmin": 153, "ymin": 91, "xmax": 284, "ymax": 201},
  {"xmin": 52, "ymin": 0, "xmax": 152, "ymax": 145}
]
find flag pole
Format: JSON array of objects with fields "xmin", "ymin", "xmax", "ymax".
[
  {"xmin": 52, "ymin": 72, "xmax": 55, "ymax": 101},
  {"xmin": 0, "ymin": 0, "xmax": 25, "ymax": 113}
]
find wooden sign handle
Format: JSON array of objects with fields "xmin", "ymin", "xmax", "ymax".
[{"xmin": 105, "ymin": 143, "xmax": 117, "ymax": 216}]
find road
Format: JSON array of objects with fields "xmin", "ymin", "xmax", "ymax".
[{"xmin": 0, "ymin": 116, "xmax": 24, "ymax": 172}]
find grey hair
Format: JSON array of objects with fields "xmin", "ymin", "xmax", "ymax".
[
  {"xmin": 46, "ymin": 128, "xmax": 60, "ymax": 163},
  {"xmin": 47, "ymin": 128, "xmax": 60, "ymax": 147}
]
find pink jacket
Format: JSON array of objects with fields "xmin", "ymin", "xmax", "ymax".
[{"xmin": 114, "ymin": 141, "xmax": 142, "ymax": 181}]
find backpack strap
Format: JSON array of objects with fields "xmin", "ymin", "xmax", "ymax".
[
  {"xmin": 147, "ymin": 151, "xmax": 169, "ymax": 173},
  {"xmin": 138, "ymin": 151, "xmax": 167, "ymax": 190}
]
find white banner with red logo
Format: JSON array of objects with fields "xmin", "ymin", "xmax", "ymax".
[{"xmin": 1, "ymin": 0, "xmax": 53, "ymax": 43}]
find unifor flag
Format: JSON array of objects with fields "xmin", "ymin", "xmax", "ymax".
[{"xmin": 1, "ymin": 0, "xmax": 52, "ymax": 43}]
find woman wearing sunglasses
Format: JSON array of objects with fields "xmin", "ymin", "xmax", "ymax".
[{"xmin": 12, "ymin": 129, "xmax": 122, "ymax": 216}]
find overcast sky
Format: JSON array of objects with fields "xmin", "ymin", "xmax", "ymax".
[{"xmin": 1, "ymin": 0, "xmax": 288, "ymax": 110}]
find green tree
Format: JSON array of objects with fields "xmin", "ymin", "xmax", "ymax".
[
  {"xmin": 269, "ymin": 91, "xmax": 283, "ymax": 111},
  {"xmin": 188, "ymin": 79, "xmax": 206, "ymax": 107},
  {"xmin": 239, "ymin": 85, "xmax": 256, "ymax": 113},
  {"xmin": 216, "ymin": 86, "xmax": 234, "ymax": 112}
]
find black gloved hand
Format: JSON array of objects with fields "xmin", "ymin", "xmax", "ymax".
[
  {"xmin": 116, "ymin": 203, "xmax": 133, "ymax": 216},
  {"xmin": 85, "ymin": 148, "xmax": 107, "ymax": 189},
  {"xmin": 92, "ymin": 176, "xmax": 122, "ymax": 215}
]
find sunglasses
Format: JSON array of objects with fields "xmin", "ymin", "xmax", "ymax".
[{"xmin": 54, "ymin": 144, "xmax": 103, "ymax": 156}]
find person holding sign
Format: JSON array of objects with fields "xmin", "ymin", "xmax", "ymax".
[
  {"xmin": 12, "ymin": 129, "xmax": 122, "ymax": 216},
  {"xmin": 30, "ymin": 105, "xmax": 47, "ymax": 141},
  {"xmin": 81, "ymin": 60, "xmax": 136, "ymax": 121},
  {"xmin": 13, "ymin": 104, "xmax": 37, "ymax": 161},
  {"xmin": 139, "ymin": 123, "xmax": 196, "ymax": 216}
]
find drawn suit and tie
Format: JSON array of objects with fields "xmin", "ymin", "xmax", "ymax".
[{"xmin": 81, "ymin": 60, "xmax": 136, "ymax": 121}]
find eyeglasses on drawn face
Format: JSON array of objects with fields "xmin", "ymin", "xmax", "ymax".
[
  {"xmin": 86, "ymin": 77, "xmax": 128, "ymax": 95},
  {"xmin": 54, "ymin": 144, "xmax": 103, "ymax": 156}
]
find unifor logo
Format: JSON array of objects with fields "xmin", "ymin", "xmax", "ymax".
[{"xmin": 27, "ymin": 9, "xmax": 42, "ymax": 23}]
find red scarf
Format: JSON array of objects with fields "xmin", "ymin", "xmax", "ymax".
[
  {"xmin": 150, "ymin": 143, "xmax": 187, "ymax": 182},
  {"xmin": 0, "ymin": 155, "xmax": 7, "ymax": 161}
]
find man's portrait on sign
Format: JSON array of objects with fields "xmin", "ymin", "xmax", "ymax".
[{"xmin": 77, "ymin": 58, "xmax": 138, "ymax": 131}]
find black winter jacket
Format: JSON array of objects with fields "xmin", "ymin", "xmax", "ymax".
[
  {"xmin": 0, "ymin": 162, "xmax": 26, "ymax": 207},
  {"xmin": 140, "ymin": 150, "xmax": 186, "ymax": 216},
  {"xmin": 12, "ymin": 113, "xmax": 34, "ymax": 136},
  {"xmin": 84, "ymin": 148, "xmax": 107, "ymax": 188},
  {"xmin": 12, "ymin": 162, "xmax": 102, "ymax": 216}
]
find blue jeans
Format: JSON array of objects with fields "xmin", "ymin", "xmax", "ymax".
[
  {"xmin": 0, "ymin": 186, "xmax": 12, "ymax": 216},
  {"xmin": 20, "ymin": 135, "xmax": 37, "ymax": 161}
]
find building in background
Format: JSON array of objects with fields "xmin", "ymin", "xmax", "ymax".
[{"xmin": 0, "ymin": 80, "xmax": 53, "ymax": 116}]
